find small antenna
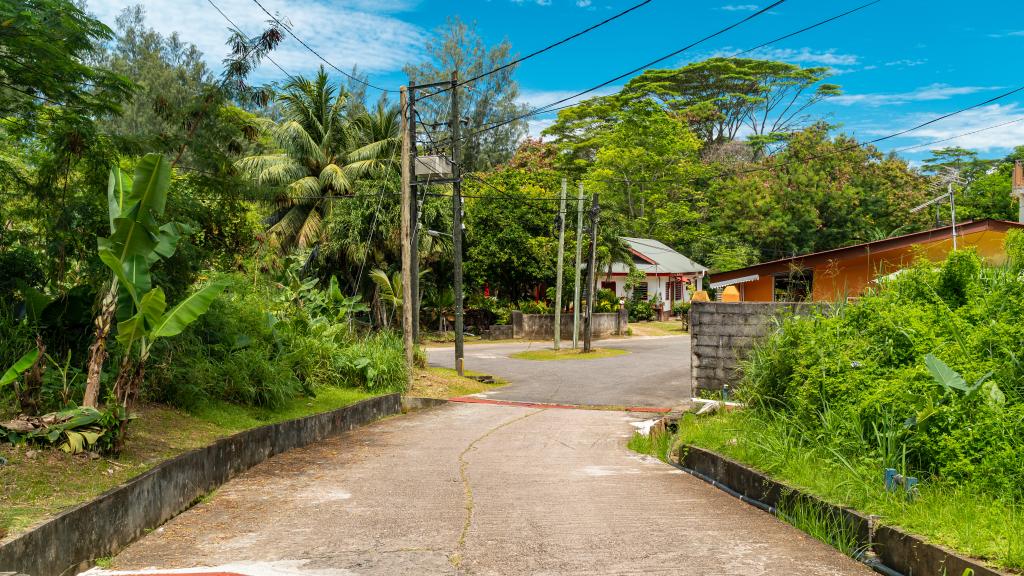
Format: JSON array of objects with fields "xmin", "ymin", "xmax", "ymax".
[
  {"xmin": 911, "ymin": 167, "xmax": 968, "ymax": 249},
  {"xmin": 1013, "ymin": 160, "xmax": 1024, "ymax": 223}
]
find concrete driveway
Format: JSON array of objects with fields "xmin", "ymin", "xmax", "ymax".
[
  {"xmin": 105, "ymin": 403, "xmax": 869, "ymax": 576},
  {"xmin": 427, "ymin": 336, "xmax": 691, "ymax": 409}
]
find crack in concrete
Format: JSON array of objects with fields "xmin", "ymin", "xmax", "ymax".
[{"xmin": 449, "ymin": 408, "xmax": 545, "ymax": 569}]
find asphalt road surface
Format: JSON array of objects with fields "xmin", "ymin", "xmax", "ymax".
[
  {"xmin": 102, "ymin": 403, "xmax": 870, "ymax": 576},
  {"xmin": 427, "ymin": 336, "xmax": 691, "ymax": 409}
]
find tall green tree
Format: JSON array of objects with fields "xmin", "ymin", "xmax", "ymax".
[
  {"xmin": 544, "ymin": 58, "xmax": 840, "ymax": 163},
  {"xmin": 238, "ymin": 67, "xmax": 399, "ymax": 252},
  {"xmin": 624, "ymin": 58, "xmax": 840, "ymax": 152},
  {"xmin": 583, "ymin": 99, "xmax": 708, "ymax": 250},
  {"xmin": 707, "ymin": 124, "xmax": 929, "ymax": 264},
  {"xmin": 0, "ymin": 0, "xmax": 130, "ymax": 126},
  {"xmin": 404, "ymin": 17, "xmax": 527, "ymax": 172}
]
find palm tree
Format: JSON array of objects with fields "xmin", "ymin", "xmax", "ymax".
[{"xmin": 238, "ymin": 66, "xmax": 399, "ymax": 252}]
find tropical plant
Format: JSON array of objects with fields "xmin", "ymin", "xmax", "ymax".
[
  {"xmin": 0, "ymin": 349, "xmax": 40, "ymax": 390},
  {"xmin": 237, "ymin": 67, "xmax": 399, "ymax": 252},
  {"xmin": 83, "ymin": 154, "xmax": 225, "ymax": 444},
  {"xmin": 369, "ymin": 268, "xmax": 402, "ymax": 327}
]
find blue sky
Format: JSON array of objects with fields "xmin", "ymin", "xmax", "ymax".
[{"xmin": 86, "ymin": 0, "xmax": 1024, "ymax": 163}]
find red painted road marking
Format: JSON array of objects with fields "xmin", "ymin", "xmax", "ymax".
[{"xmin": 449, "ymin": 396, "xmax": 671, "ymax": 413}]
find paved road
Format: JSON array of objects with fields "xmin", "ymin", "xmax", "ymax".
[
  {"xmin": 106, "ymin": 403, "xmax": 869, "ymax": 576},
  {"xmin": 427, "ymin": 336, "xmax": 691, "ymax": 408}
]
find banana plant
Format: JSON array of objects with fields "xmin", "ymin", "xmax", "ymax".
[
  {"xmin": 0, "ymin": 349, "xmax": 40, "ymax": 389},
  {"xmin": 327, "ymin": 275, "xmax": 369, "ymax": 321},
  {"xmin": 94, "ymin": 154, "xmax": 226, "ymax": 422},
  {"xmin": 370, "ymin": 268, "xmax": 402, "ymax": 327}
]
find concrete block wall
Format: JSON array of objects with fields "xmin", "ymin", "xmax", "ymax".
[
  {"xmin": 690, "ymin": 302, "xmax": 825, "ymax": 391},
  {"xmin": 510, "ymin": 311, "xmax": 624, "ymax": 340}
]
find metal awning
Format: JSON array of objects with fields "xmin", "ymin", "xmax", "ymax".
[{"xmin": 709, "ymin": 274, "xmax": 760, "ymax": 289}]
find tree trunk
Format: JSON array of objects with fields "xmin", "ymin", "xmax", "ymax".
[
  {"xmin": 16, "ymin": 336, "xmax": 46, "ymax": 415},
  {"xmin": 112, "ymin": 355, "xmax": 145, "ymax": 453},
  {"xmin": 83, "ymin": 281, "xmax": 118, "ymax": 407}
]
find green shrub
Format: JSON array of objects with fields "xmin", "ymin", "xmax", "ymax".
[
  {"xmin": 517, "ymin": 299, "xmax": 550, "ymax": 314},
  {"xmin": 145, "ymin": 273, "xmax": 407, "ymax": 409},
  {"xmin": 672, "ymin": 301, "xmax": 691, "ymax": 317},
  {"xmin": 627, "ymin": 298, "xmax": 654, "ymax": 322},
  {"xmin": 739, "ymin": 250, "xmax": 1024, "ymax": 497},
  {"xmin": 1006, "ymin": 229, "xmax": 1024, "ymax": 272}
]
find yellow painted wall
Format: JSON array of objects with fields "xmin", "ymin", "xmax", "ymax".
[
  {"xmin": 740, "ymin": 276, "xmax": 775, "ymax": 302},
  {"xmin": 736, "ymin": 229, "xmax": 1011, "ymax": 302},
  {"xmin": 812, "ymin": 230, "xmax": 1009, "ymax": 301}
]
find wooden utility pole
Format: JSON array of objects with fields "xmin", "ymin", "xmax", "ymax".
[
  {"xmin": 400, "ymin": 85, "xmax": 415, "ymax": 374},
  {"xmin": 410, "ymin": 99, "xmax": 420, "ymax": 346},
  {"xmin": 553, "ymin": 178, "xmax": 567, "ymax": 351},
  {"xmin": 572, "ymin": 182, "xmax": 584, "ymax": 349},
  {"xmin": 450, "ymin": 71, "xmax": 465, "ymax": 376},
  {"xmin": 583, "ymin": 192, "xmax": 599, "ymax": 352}
]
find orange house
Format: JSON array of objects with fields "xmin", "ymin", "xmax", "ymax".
[{"xmin": 709, "ymin": 219, "xmax": 1024, "ymax": 302}]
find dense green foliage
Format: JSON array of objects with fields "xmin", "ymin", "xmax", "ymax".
[
  {"xmin": 147, "ymin": 273, "xmax": 406, "ymax": 410},
  {"xmin": 741, "ymin": 246, "xmax": 1024, "ymax": 497}
]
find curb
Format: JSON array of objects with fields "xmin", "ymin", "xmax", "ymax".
[
  {"xmin": 0, "ymin": 394, "xmax": 406, "ymax": 576},
  {"xmin": 678, "ymin": 445, "xmax": 1010, "ymax": 576}
]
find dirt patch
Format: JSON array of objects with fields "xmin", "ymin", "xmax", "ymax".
[{"xmin": 409, "ymin": 368, "xmax": 507, "ymax": 399}]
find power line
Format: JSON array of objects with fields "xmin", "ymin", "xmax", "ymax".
[
  {"xmin": 460, "ymin": 0, "xmax": 787, "ymax": 142},
  {"xmin": 728, "ymin": 84, "xmax": 1024, "ymax": 177},
  {"xmin": 892, "ymin": 116, "xmax": 1024, "ymax": 154},
  {"xmin": 419, "ymin": 0, "xmax": 654, "ymax": 100},
  {"xmin": 460, "ymin": 0, "xmax": 876, "ymax": 143},
  {"xmin": 249, "ymin": 0, "xmax": 397, "ymax": 93},
  {"xmin": 730, "ymin": 0, "xmax": 879, "ymax": 58},
  {"xmin": 205, "ymin": 0, "xmax": 298, "ymax": 83}
]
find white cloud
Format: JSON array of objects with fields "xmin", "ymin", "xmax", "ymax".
[
  {"xmin": 833, "ymin": 83, "xmax": 1001, "ymax": 107},
  {"xmin": 988, "ymin": 30, "xmax": 1024, "ymax": 38},
  {"xmin": 892, "ymin": 104, "xmax": 1024, "ymax": 153},
  {"xmin": 528, "ymin": 118, "xmax": 555, "ymax": 139},
  {"xmin": 708, "ymin": 46, "xmax": 859, "ymax": 66},
  {"xmin": 86, "ymin": 0, "xmax": 426, "ymax": 79},
  {"xmin": 720, "ymin": 4, "xmax": 759, "ymax": 11},
  {"xmin": 576, "ymin": 0, "xmax": 592, "ymax": 6},
  {"xmin": 884, "ymin": 58, "xmax": 927, "ymax": 67},
  {"xmin": 517, "ymin": 85, "xmax": 622, "ymax": 110}
]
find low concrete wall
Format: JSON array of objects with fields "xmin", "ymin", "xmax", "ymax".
[
  {"xmin": 690, "ymin": 302, "xmax": 824, "ymax": 391},
  {"xmin": 680, "ymin": 445, "xmax": 1008, "ymax": 576},
  {"xmin": 510, "ymin": 310, "xmax": 624, "ymax": 340},
  {"xmin": 0, "ymin": 394, "xmax": 402, "ymax": 576},
  {"xmin": 486, "ymin": 324, "xmax": 514, "ymax": 340}
]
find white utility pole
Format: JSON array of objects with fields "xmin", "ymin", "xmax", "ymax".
[{"xmin": 572, "ymin": 182, "xmax": 585, "ymax": 349}]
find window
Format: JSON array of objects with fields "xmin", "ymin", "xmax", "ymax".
[
  {"xmin": 600, "ymin": 281, "xmax": 617, "ymax": 293},
  {"xmin": 773, "ymin": 270, "xmax": 813, "ymax": 302},
  {"xmin": 669, "ymin": 281, "xmax": 684, "ymax": 301},
  {"xmin": 633, "ymin": 282, "xmax": 649, "ymax": 301}
]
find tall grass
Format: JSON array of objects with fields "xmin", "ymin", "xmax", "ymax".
[
  {"xmin": 679, "ymin": 410, "xmax": 1024, "ymax": 570},
  {"xmin": 627, "ymin": 429, "xmax": 673, "ymax": 463}
]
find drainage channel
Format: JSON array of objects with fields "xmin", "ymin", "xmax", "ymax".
[{"xmin": 648, "ymin": 413, "xmax": 906, "ymax": 576}]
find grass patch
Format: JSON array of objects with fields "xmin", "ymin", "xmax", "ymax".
[
  {"xmin": 777, "ymin": 496, "xmax": 864, "ymax": 558},
  {"xmin": 627, "ymin": 430, "xmax": 672, "ymax": 463},
  {"xmin": 678, "ymin": 411, "xmax": 1024, "ymax": 570},
  {"xmin": 409, "ymin": 367, "xmax": 507, "ymax": 399},
  {"xmin": 629, "ymin": 320, "xmax": 687, "ymax": 337},
  {"xmin": 510, "ymin": 347, "xmax": 629, "ymax": 361},
  {"xmin": 0, "ymin": 388, "xmax": 375, "ymax": 541}
]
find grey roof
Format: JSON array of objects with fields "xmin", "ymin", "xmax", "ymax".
[{"xmin": 611, "ymin": 237, "xmax": 708, "ymax": 274}]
